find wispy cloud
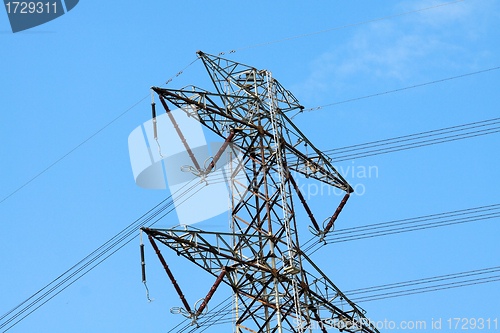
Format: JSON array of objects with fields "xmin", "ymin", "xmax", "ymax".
[{"xmin": 295, "ymin": 0, "xmax": 498, "ymax": 102}]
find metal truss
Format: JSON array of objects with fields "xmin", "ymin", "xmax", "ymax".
[{"xmin": 143, "ymin": 51, "xmax": 380, "ymax": 333}]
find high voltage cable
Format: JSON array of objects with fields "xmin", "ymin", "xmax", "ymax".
[
  {"xmin": 0, "ymin": 1, "xmax": 467, "ymax": 205},
  {"xmin": 349, "ymin": 275, "xmax": 500, "ymax": 303},
  {"xmin": 0, "ymin": 57, "xmax": 200, "ymax": 205},
  {"xmin": 323, "ymin": 212, "xmax": 500, "ymax": 244},
  {"xmin": 0, "ymin": 183, "xmax": 184, "ymax": 321},
  {"xmin": 2, "ymin": 172, "xmax": 251, "ymax": 331},
  {"xmin": 328, "ymin": 204, "xmax": 500, "ymax": 234},
  {"xmin": 346, "ymin": 266, "xmax": 500, "ymax": 295},
  {"xmin": 0, "ymin": 94, "xmax": 148, "ymax": 205},
  {"xmin": 285, "ymin": 117, "xmax": 500, "ymax": 166},
  {"xmin": 326, "ymin": 125, "xmax": 500, "ymax": 163},
  {"xmin": 0, "ymin": 175, "xmax": 234, "ymax": 332},
  {"xmin": 326, "ymin": 128, "xmax": 500, "ymax": 163},
  {"xmin": 173, "ymin": 266, "xmax": 500, "ymax": 330},
  {"xmin": 323, "ymin": 117, "xmax": 500, "ymax": 154},
  {"xmin": 1, "ymin": 172, "xmax": 251, "ymax": 332},
  {"xmin": 302, "ymin": 204, "xmax": 500, "ymax": 256},
  {"xmin": 291, "ymin": 66, "xmax": 500, "ymax": 119},
  {"xmin": 1, "ymin": 179, "xmax": 200, "ymax": 332}
]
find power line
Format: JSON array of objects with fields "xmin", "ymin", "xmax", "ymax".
[
  {"xmin": 291, "ymin": 66, "xmax": 500, "ymax": 118},
  {"xmin": 346, "ymin": 266, "xmax": 500, "ymax": 295},
  {"xmin": 0, "ymin": 57, "xmax": 200, "ymax": 205},
  {"xmin": 1, "ymin": 169, "xmax": 250, "ymax": 332},
  {"xmin": 303, "ymin": 204, "xmax": 500, "ymax": 256},
  {"xmin": 327, "ymin": 126, "xmax": 500, "ymax": 163},
  {"xmin": 285, "ymin": 117, "xmax": 500, "ymax": 166},
  {"xmin": 0, "ymin": 96, "xmax": 149, "ymax": 205},
  {"xmin": 322, "ymin": 117, "xmax": 500, "ymax": 154},
  {"xmin": 0, "ymin": 1, "xmax": 469, "ymax": 205},
  {"xmin": 0, "ymin": 175, "xmax": 221, "ymax": 332},
  {"xmin": 324, "ymin": 213, "xmax": 500, "ymax": 244},
  {"xmin": 350, "ymin": 275, "xmax": 500, "ymax": 304},
  {"xmin": 172, "ymin": 266, "xmax": 500, "ymax": 330}
]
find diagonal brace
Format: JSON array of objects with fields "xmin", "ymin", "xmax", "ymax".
[
  {"xmin": 288, "ymin": 172, "xmax": 321, "ymax": 232},
  {"xmin": 196, "ymin": 269, "xmax": 227, "ymax": 316},
  {"xmin": 324, "ymin": 193, "xmax": 350, "ymax": 234},
  {"xmin": 148, "ymin": 234, "xmax": 192, "ymax": 313},
  {"xmin": 158, "ymin": 95, "xmax": 202, "ymax": 171}
]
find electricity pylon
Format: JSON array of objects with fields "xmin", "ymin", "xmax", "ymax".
[{"xmin": 142, "ymin": 51, "xmax": 380, "ymax": 333}]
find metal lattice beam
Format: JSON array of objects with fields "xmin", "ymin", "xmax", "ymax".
[{"xmin": 144, "ymin": 51, "xmax": 380, "ymax": 333}]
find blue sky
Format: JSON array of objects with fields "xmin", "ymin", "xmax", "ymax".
[{"xmin": 1, "ymin": 0, "xmax": 499, "ymax": 332}]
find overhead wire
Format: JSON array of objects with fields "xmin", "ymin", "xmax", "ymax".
[
  {"xmin": 4, "ymin": 1, "xmax": 491, "ymax": 329},
  {"xmin": 349, "ymin": 275, "xmax": 500, "ymax": 304},
  {"xmin": 302, "ymin": 203, "xmax": 500, "ymax": 256},
  {"xmin": 0, "ymin": 182, "xmax": 187, "ymax": 321},
  {"xmin": 169, "ymin": 266, "xmax": 500, "ymax": 331},
  {"xmin": 0, "ymin": 57, "xmax": 200, "ymax": 205},
  {"xmin": 291, "ymin": 66, "xmax": 500, "ymax": 119},
  {"xmin": 326, "ymin": 125, "xmax": 500, "ymax": 163},
  {"xmin": 323, "ymin": 117, "xmax": 500, "ymax": 155},
  {"xmin": 324, "ymin": 212, "xmax": 500, "ymax": 243},
  {"xmin": 0, "ymin": 0, "xmax": 468, "ymax": 205},
  {"xmin": 285, "ymin": 117, "xmax": 500, "ymax": 166},
  {"xmin": 0, "ymin": 171, "xmax": 241, "ymax": 332},
  {"xmin": 346, "ymin": 266, "xmax": 500, "ymax": 296},
  {"xmin": 1, "ymin": 179, "xmax": 201, "ymax": 332}
]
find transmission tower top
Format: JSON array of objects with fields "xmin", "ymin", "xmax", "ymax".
[
  {"xmin": 143, "ymin": 51, "xmax": 380, "ymax": 333},
  {"xmin": 153, "ymin": 51, "xmax": 353, "ymax": 193}
]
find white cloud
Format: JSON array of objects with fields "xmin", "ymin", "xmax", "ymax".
[{"xmin": 295, "ymin": 0, "xmax": 499, "ymax": 102}]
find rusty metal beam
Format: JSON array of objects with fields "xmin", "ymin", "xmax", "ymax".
[
  {"xmin": 206, "ymin": 130, "xmax": 235, "ymax": 173},
  {"xmin": 148, "ymin": 235, "xmax": 192, "ymax": 313},
  {"xmin": 324, "ymin": 193, "xmax": 350, "ymax": 234},
  {"xmin": 196, "ymin": 269, "xmax": 226, "ymax": 316},
  {"xmin": 288, "ymin": 172, "xmax": 320, "ymax": 232},
  {"xmin": 158, "ymin": 94, "xmax": 201, "ymax": 171}
]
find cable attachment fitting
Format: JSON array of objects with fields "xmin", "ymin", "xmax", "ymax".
[
  {"xmin": 180, "ymin": 157, "xmax": 215, "ymax": 185},
  {"xmin": 170, "ymin": 307, "xmax": 194, "ymax": 317},
  {"xmin": 170, "ymin": 306, "xmax": 202, "ymax": 327},
  {"xmin": 308, "ymin": 223, "xmax": 327, "ymax": 243}
]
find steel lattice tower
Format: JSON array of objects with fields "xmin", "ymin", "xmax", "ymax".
[{"xmin": 142, "ymin": 51, "xmax": 380, "ymax": 333}]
